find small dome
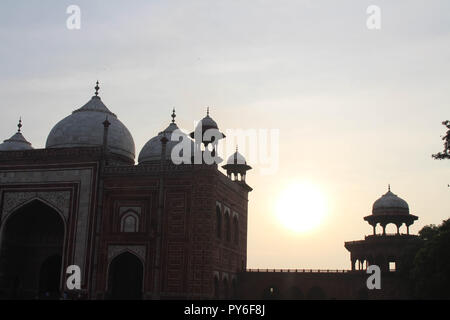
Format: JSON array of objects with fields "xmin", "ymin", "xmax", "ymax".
[
  {"xmin": 0, "ymin": 132, "xmax": 33, "ymax": 151},
  {"xmin": 372, "ymin": 187, "xmax": 409, "ymax": 216},
  {"xmin": 194, "ymin": 108, "xmax": 219, "ymax": 133},
  {"xmin": 197, "ymin": 114, "xmax": 218, "ymax": 131},
  {"xmin": 0, "ymin": 119, "xmax": 33, "ymax": 151},
  {"xmin": 190, "ymin": 108, "xmax": 225, "ymax": 144},
  {"xmin": 46, "ymin": 85, "xmax": 135, "ymax": 161},
  {"xmin": 227, "ymin": 150, "xmax": 247, "ymax": 165},
  {"xmin": 138, "ymin": 121, "xmax": 194, "ymax": 164},
  {"xmin": 222, "ymin": 148, "xmax": 252, "ymax": 177}
]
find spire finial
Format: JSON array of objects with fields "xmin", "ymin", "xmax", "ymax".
[
  {"xmin": 17, "ymin": 117, "xmax": 22, "ymax": 133},
  {"xmin": 207, "ymin": 107, "xmax": 210, "ymax": 116},
  {"xmin": 171, "ymin": 108, "xmax": 176, "ymax": 124},
  {"xmin": 95, "ymin": 81, "xmax": 100, "ymax": 96},
  {"xmin": 236, "ymin": 145, "xmax": 238, "ymax": 153}
]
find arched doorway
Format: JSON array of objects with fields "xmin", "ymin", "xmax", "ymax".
[
  {"xmin": 222, "ymin": 278, "xmax": 229, "ymax": 299},
  {"xmin": 108, "ymin": 252, "xmax": 143, "ymax": 300},
  {"xmin": 39, "ymin": 254, "xmax": 62, "ymax": 299},
  {"xmin": 213, "ymin": 276, "xmax": 219, "ymax": 299},
  {"xmin": 0, "ymin": 200, "xmax": 65, "ymax": 299},
  {"xmin": 231, "ymin": 278, "xmax": 237, "ymax": 299}
]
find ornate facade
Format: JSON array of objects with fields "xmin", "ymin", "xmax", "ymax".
[{"xmin": 0, "ymin": 84, "xmax": 251, "ymax": 299}]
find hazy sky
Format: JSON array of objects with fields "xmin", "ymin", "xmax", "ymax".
[{"xmin": 1, "ymin": 0, "xmax": 449, "ymax": 269}]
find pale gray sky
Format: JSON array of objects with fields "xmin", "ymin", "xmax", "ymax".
[{"xmin": 0, "ymin": 0, "xmax": 449, "ymax": 269}]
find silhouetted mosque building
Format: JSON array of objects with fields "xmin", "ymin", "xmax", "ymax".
[{"xmin": 0, "ymin": 83, "xmax": 419, "ymax": 299}]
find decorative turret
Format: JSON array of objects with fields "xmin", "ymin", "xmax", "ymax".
[
  {"xmin": 190, "ymin": 108, "xmax": 225, "ymax": 160},
  {"xmin": 345, "ymin": 186, "xmax": 421, "ymax": 274},
  {"xmin": 222, "ymin": 147, "xmax": 252, "ymax": 182},
  {"xmin": 364, "ymin": 185, "xmax": 418, "ymax": 235}
]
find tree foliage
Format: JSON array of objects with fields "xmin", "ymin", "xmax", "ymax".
[
  {"xmin": 407, "ymin": 121, "xmax": 450, "ymax": 298},
  {"xmin": 409, "ymin": 219, "xmax": 450, "ymax": 299},
  {"xmin": 432, "ymin": 120, "xmax": 450, "ymax": 160}
]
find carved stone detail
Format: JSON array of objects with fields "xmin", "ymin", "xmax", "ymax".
[
  {"xmin": 119, "ymin": 206, "xmax": 141, "ymax": 216},
  {"xmin": 2, "ymin": 191, "xmax": 71, "ymax": 220},
  {"xmin": 107, "ymin": 245, "xmax": 146, "ymax": 263}
]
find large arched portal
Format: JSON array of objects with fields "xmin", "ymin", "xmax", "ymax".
[
  {"xmin": 0, "ymin": 200, "xmax": 65, "ymax": 299},
  {"xmin": 39, "ymin": 254, "xmax": 63, "ymax": 298},
  {"xmin": 108, "ymin": 252, "xmax": 143, "ymax": 300}
]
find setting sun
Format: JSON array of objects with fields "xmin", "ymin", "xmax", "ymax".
[{"xmin": 275, "ymin": 181, "xmax": 328, "ymax": 233}]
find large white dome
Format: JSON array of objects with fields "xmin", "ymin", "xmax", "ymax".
[{"xmin": 46, "ymin": 93, "xmax": 135, "ymax": 161}]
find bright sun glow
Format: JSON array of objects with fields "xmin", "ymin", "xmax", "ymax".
[{"xmin": 275, "ymin": 181, "xmax": 328, "ymax": 233}]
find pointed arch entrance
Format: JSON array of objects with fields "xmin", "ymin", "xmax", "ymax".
[
  {"xmin": 107, "ymin": 252, "xmax": 143, "ymax": 300},
  {"xmin": 0, "ymin": 199, "xmax": 65, "ymax": 299},
  {"xmin": 39, "ymin": 254, "xmax": 63, "ymax": 297}
]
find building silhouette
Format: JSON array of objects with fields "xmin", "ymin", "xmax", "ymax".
[
  {"xmin": 0, "ymin": 83, "xmax": 419, "ymax": 299},
  {"xmin": 239, "ymin": 187, "xmax": 421, "ymax": 299}
]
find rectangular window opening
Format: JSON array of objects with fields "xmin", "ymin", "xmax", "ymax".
[{"xmin": 389, "ymin": 261, "xmax": 396, "ymax": 272}]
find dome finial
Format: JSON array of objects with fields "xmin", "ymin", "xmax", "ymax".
[
  {"xmin": 171, "ymin": 108, "xmax": 176, "ymax": 124},
  {"xmin": 388, "ymin": 184, "xmax": 391, "ymax": 192},
  {"xmin": 95, "ymin": 81, "xmax": 100, "ymax": 96},
  {"xmin": 17, "ymin": 117, "xmax": 22, "ymax": 133},
  {"xmin": 207, "ymin": 107, "xmax": 210, "ymax": 116}
]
